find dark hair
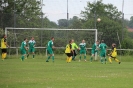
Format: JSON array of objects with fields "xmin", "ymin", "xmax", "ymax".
[
  {"xmin": 24, "ymin": 38, "xmax": 27, "ymax": 41},
  {"xmin": 101, "ymin": 40, "xmax": 104, "ymax": 43},
  {"xmin": 51, "ymin": 37, "xmax": 54, "ymax": 39},
  {"xmin": 1, "ymin": 34, "xmax": 5, "ymax": 38},
  {"xmin": 69, "ymin": 40, "xmax": 72, "ymax": 43}
]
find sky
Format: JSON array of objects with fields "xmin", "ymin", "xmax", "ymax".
[{"xmin": 42, "ymin": 0, "xmax": 133, "ymax": 23}]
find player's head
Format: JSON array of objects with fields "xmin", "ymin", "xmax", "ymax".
[
  {"xmin": 71, "ymin": 39, "xmax": 74, "ymax": 43},
  {"xmin": 2, "ymin": 34, "xmax": 6, "ymax": 38},
  {"xmin": 96, "ymin": 40, "xmax": 99, "ymax": 44},
  {"xmin": 51, "ymin": 37, "xmax": 54, "ymax": 41},
  {"xmin": 24, "ymin": 38, "xmax": 28, "ymax": 42},
  {"xmin": 31, "ymin": 37, "xmax": 34, "ymax": 40},
  {"xmin": 82, "ymin": 39, "xmax": 85, "ymax": 43},
  {"xmin": 69, "ymin": 40, "xmax": 72, "ymax": 44},
  {"xmin": 112, "ymin": 43, "xmax": 116, "ymax": 47},
  {"xmin": 101, "ymin": 40, "xmax": 104, "ymax": 43}
]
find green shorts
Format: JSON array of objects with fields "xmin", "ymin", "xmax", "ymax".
[
  {"xmin": 80, "ymin": 50, "xmax": 86, "ymax": 54},
  {"xmin": 100, "ymin": 52, "xmax": 106, "ymax": 57},
  {"xmin": 29, "ymin": 48, "xmax": 35, "ymax": 53},
  {"xmin": 47, "ymin": 49, "xmax": 53, "ymax": 54},
  {"xmin": 91, "ymin": 49, "xmax": 98, "ymax": 54},
  {"xmin": 20, "ymin": 49, "xmax": 26, "ymax": 55}
]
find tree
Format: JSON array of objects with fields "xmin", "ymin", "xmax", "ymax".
[
  {"xmin": 128, "ymin": 16, "xmax": 133, "ymax": 28},
  {"xmin": 0, "ymin": 0, "xmax": 43, "ymax": 28},
  {"xmin": 81, "ymin": 0, "xmax": 124, "ymax": 46}
]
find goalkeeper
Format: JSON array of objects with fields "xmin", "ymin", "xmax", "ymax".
[{"xmin": 71, "ymin": 39, "xmax": 79, "ymax": 61}]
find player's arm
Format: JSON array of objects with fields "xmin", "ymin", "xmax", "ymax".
[
  {"xmin": 24, "ymin": 44, "xmax": 28, "ymax": 51},
  {"xmin": 75, "ymin": 43, "xmax": 80, "ymax": 50},
  {"xmin": 4, "ymin": 39, "xmax": 9, "ymax": 48}
]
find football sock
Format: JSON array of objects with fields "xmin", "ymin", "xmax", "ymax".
[
  {"xmin": 27, "ymin": 54, "xmax": 29, "ymax": 58},
  {"xmin": 104, "ymin": 58, "xmax": 107, "ymax": 64},
  {"xmin": 84, "ymin": 56, "xmax": 86, "ymax": 59},
  {"xmin": 66, "ymin": 57, "xmax": 69, "ymax": 62},
  {"xmin": 2, "ymin": 53, "xmax": 7, "ymax": 59},
  {"xmin": 72, "ymin": 56, "xmax": 75, "ymax": 60},
  {"xmin": 52, "ymin": 56, "xmax": 54, "ymax": 62},
  {"xmin": 69, "ymin": 57, "xmax": 72, "ymax": 62},
  {"xmin": 21, "ymin": 56, "xmax": 24, "ymax": 61},
  {"xmin": 100, "ymin": 57, "xmax": 103, "ymax": 63},
  {"xmin": 79, "ymin": 56, "xmax": 81, "ymax": 60},
  {"xmin": 46, "ymin": 56, "xmax": 51, "ymax": 61},
  {"xmin": 33, "ymin": 54, "xmax": 35, "ymax": 58},
  {"xmin": 90, "ymin": 57, "xmax": 93, "ymax": 62},
  {"xmin": 108, "ymin": 57, "xmax": 112, "ymax": 63},
  {"xmin": 114, "ymin": 58, "xmax": 119, "ymax": 62},
  {"xmin": 2, "ymin": 53, "xmax": 4, "ymax": 60}
]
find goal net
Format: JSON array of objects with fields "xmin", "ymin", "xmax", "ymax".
[{"xmin": 5, "ymin": 27, "xmax": 98, "ymax": 57}]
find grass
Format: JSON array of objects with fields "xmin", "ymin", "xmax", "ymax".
[{"xmin": 0, "ymin": 54, "xmax": 133, "ymax": 88}]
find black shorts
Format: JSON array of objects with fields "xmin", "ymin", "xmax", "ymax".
[
  {"xmin": 1, "ymin": 49, "xmax": 7, "ymax": 53},
  {"xmin": 66, "ymin": 52, "xmax": 73, "ymax": 57}
]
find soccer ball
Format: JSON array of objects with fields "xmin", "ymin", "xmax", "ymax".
[{"xmin": 97, "ymin": 18, "xmax": 101, "ymax": 22}]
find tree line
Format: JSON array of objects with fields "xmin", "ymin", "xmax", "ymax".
[{"xmin": 0, "ymin": 0, "xmax": 133, "ymax": 54}]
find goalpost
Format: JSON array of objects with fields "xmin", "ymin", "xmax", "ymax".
[{"xmin": 5, "ymin": 27, "xmax": 98, "ymax": 60}]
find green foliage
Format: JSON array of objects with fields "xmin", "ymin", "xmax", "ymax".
[{"xmin": 128, "ymin": 16, "xmax": 133, "ymax": 28}]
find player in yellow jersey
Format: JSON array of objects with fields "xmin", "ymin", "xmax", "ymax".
[
  {"xmin": 1, "ymin": 34, "xmax": 9, "ymax": 61},
  {"xmin": 108, "ymin": 43, "xmax": 121, "ymax": 64},
  {"xmin": 65, "ymin": 40, "xmax": 73, "ymax": 63}
]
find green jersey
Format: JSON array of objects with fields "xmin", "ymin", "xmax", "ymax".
[
  {"xmin": 99, "ymin": 43, "xmax": 107, "ymax": 52},
  {"xmin": 28, "ymin": 40, "xmax": 36, "ymax": 48},
  {"xmin": 79, "ymin": 43, "xmax": 86, "ymax": 50},
  {"xmin": 47, "ymin": 40, "xmax": 53, "ymax": 50},
  {"xmin": 72, "ymin": 43, "xmax": 78, "ymax": 50},
  {"xmin": 92, "ymin": 43, "xmax": 98, "ymax": 50},
  {"xmin": 20, "ymin": 41, "xmax": 26, "ymax": 50}
]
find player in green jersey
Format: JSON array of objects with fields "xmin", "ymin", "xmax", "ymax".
[
  {"xmin": 46, "ymin": 37, "xmax": 55, "ymax": 62},
  {"xmin": 20, "ymin": 38, "xmax": 28, "ymax": 61},
  {"xmin": 99, "ymin": 40, "xmax": 108, "ymax": 64},
  {"xmin": 90, "ymin": 41, "xmax": 99, "ymax": 62},
  {"xmin": 79, "ymin": 40, "xmax": 86, "ymax": 62},
  {"xmin": 27, "ymin": 37, "xmax": 36, "ymax": 59}
]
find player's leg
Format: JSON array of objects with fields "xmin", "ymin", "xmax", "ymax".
[
  {"xmin": 27, "ymin": 48, "xmax": 30, "ymax": 58},
  {"xmin": 2, "ymin": 49, "xmax": 7, "ymax": 60},
  {"xmin": 68, "ymin": 56, "xmax": 72, "ymax": 62},
  {"xmin": 72, "ymin": 50, "xmax": 76, "ymax": 61},
  {"xmin": 32, "ymin": 48, "xmax": 35, "ymax": 59},
  {"xmin": 52, "ymin": 54, "xmax": 54, "ymax": 62},
  {"xmin": 84, "ymin": 51, "xmax": 86, "ymax": 61},
  {"xmin": 90, "ymin": 50, "xmax": 94, "ymax": 62},
  {"xmin": 21, "ymin": 49, "xmax": 26, "ymax": 61},
  {"xmin": 108, "ymin": 56, "xmax": 112, "ymax": 64},
  {"xmin": 114, "ymin": 58, "xmax": 121, "ymax": 64},
  {"xmin": 103, "ymin": 52, "xmax": 107, "ymax": 64},
  {"xmin": 46, "ymin": 49, "xmax": 51, "ymax": 62},
  {"xmin": 66, "ymin": 53, "xmax": 69, "ymax": 63},
  {"xmin": 79, "ymin": 50, "xmax": 82, "ymax": 61}
]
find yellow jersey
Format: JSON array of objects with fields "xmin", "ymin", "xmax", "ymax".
[
  {"xmin": 111, "ymin": 47, "xmax": 117, "ymax": 57},
  {"xmin": 1, "ymin": 38, "xmax": 7, "ymax": 49},
  {"xmin": 65, "ymin": 44, "xmax": 72, "ymax": 53}
]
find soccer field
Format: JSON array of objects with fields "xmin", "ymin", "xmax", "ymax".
[{"xmin": 0, "ymin": 55, "xmax": 133, "ymax": 88}]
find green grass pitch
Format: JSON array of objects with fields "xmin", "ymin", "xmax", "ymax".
[{"xmin": 0, "ymin": 54, "xmax": 133, "ymax": 88}]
